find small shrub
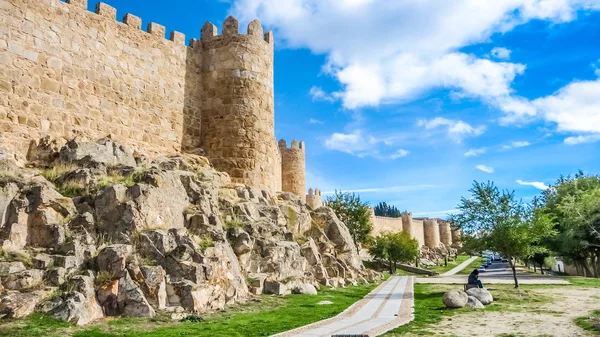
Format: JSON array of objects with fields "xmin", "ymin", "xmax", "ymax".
[
  {"xmin": 56, "ymin": 179, "xmax": 89, "ymax": 198},
  {"xmin": 180, "ymin": 315, "xmax": 204, "ymax": 323},
  {"xmin": 224, "ymin": 217, "xmax": 244, "ymax": 229},
  {"xmin": 0, "ymin": 248, "xmax": 33, "ymax": 267},
  {"xmin": 95, "ymin": 271, "xmax": 114, "ymax": 288},
  {"xmin": 197, "ymin": 236, "xmax": 214, "ymax": 250},
  {"xmin": 39, "ymin": 163, "xmax": 79, "ymax": 182}
]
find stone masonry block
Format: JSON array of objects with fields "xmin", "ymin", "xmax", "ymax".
[
  {"xmin": 95, "ymin": 3, "xmax": 117, "ymax": 20},
  {"xmin": 222, "ymin": 16, "xmax": 238, "ymax": 36},
  {"xmin": 170, "ymin": 31, "xmax": 185, "ymax": 45},
  {"xmin": 264, "ymin": 31, "xmax": 273, "ymax": 44},
  {"xmin": 147, "ymin": 23, "xmax": 166, "ymax": 37},
  {"xmin": 201, "ymin": 22, "xmax": 217, "ymax": 41},
  {"xmin": 66, "ymin": 0, "xmax": 88, "ymax": 8},
  {"xmin": 123, "ymin": 14, "xmax": 142, "ymax": 29}
]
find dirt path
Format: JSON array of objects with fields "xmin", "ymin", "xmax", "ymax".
[{"xmin": 429, "ymin": 287, "xmax": 600, "ymax": 337}]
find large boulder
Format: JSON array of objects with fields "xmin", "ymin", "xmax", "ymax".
[
  {"xmin": 466, "ymin": 295, "xmax": 485, "ymax": 309},
  {"xmin": 96, "ymin": 244, "xmax": 133, "ymax": 279},
  {"xmin": 292, "ymin": 284, "xmax": 318, "ymax": 295},
  {"xmin": 117, "ymin": 271, "xmax": 156, "ymax": 318},
  {"xmin": 442, "ymin": 290, "xmax": 468, "ymax": 308},
  {"xmin": 58, "ymin": 137, "xmax": 136, "ymax": 168},
  {"xmin": 39, "ymin": 274, "xmax": 104, "ymax": 325},
  {"xmin": 1, "ymin": 269, "xmax": 44, "ymax": 290},
  {"xmin": 466, "ymin": 288, "xmax": 493, "ymax": 305},
  {"xmin": 0, "ymin": 261, "xmax": 26, "ymax": 274},
  {"xmin": 0, "ymin": 289, "xmax": 51, "ymax": 318}
]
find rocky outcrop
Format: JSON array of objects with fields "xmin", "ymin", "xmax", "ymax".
[{"xmin": 0, "ymin": 137, "xmax": 382, "ymax": 325}]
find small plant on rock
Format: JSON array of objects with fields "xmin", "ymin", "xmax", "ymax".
[
  {"xmin": 95, "ymin": 271, "xmax": 114, "ymax": 289},
  {"xmin": 196, "ymin": 236, "xmax": 215, "ymax": 250}
]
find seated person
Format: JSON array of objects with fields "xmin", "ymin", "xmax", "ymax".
[{"xmin": 468, "ymin": 269, "xmax": 483, "ymax": 289}]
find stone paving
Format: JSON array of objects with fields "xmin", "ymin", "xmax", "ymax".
[
  {"xmin": 274, "ymin": 276, "xmax": 414, "ymax": 337},
  {"xmin": 441, "ymin": 256, "xmax": 478, "ymax": 276}
]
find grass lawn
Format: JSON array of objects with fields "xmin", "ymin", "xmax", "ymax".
[
  {"xmin": 575, "ymin": 310, "xmax": 600, "ymax": 335},
  {"xmin": 0, "ymin": 283, "xmax": 379, "ymax": 337},
  {"xmin": 424, "ymin": 255, "xmax": 472, "ymax": 274},
  {"xmin": 382, "ymin": 282, "xmax": 557, "ymax": 336}
]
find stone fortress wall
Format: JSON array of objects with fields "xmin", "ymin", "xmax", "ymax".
[
  {"xmin": 306, "ymin": 188, "xmax": 323, "ymax": 209},
  {"xmin": 279, "ymin": 139, "xmax": 306, "ymax": 202},
  {"xmin": 0, "ymin": 0, "xmax": 307, "ymax": 197},
  {"xmin": 369, "ymin": 208, "xmax": 457, "ymax": 249}
]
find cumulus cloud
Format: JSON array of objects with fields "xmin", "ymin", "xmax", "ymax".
[
  {"xmin": 308, "ymin": 118, "xmax": 324, "ymax": 124},
  {"xmin": 465, "ymin": 148, "xmax": 486, "ymax": 157},
  {"xmin": 476, "ymin": 164, "xmax": 494, "ymax": 173},
  {"xmin": 491, "ymin": 47, "xmax": 511, "ymax": 60},
  {"xmin": 324, "ymin": 129, "xmax": 408, "ymax": 159},
  {"xmin": 503, "ymin": 141, "xmax": 531, "ymax": 149},
  {"xmin": 230, "ymin": 0, "xmax": 600, "ymax": 110},
  {"xmin": 309, "ymin": 86, "xmax": 337, "ymax": 102},
  {"xmin": 418, "ymin": 117, "xmax": 485, "ymax": 142},
  {"xmin": 516, "ymin": 180, "xmax": 549, "ymax": 190},
  {"xmin": 564, "ymin": 134, "xmax": 600, "ymax": 145}
]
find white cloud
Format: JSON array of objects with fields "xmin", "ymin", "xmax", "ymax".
[
  {"xmin": 491, "ymin": 47, "xmax": 511, "ymax": 60},
  {"xmin": 465, "ymin": 148, "xmax": 486, "ymax": 157},
  {"xmin": 323, "ymin": 129, "xmax": 402, "ymax": 159},
  {"xmin": 516, "ymin": 180, "xmax": 549, "ymax": 190},
  {"xmin": 230, "ymin": 0, "xmax": 600, "ymax": 109},
  {"xmin": 503, "ymin": 141, "xmax": 531, "ymax": 149},
  {"xmin": 309, "ymin": 86, "xmax": 337, "ymax": 102},
  {"xmin": 413, "ymin": 209, "xmax": 461, "ymax": 217},
  {"xmin": 418, "ymin": 117, "xmax": 485, "ymax": 142},
  {"xmin": 390, "ymin": 149, "xmax": 409, "ymax": 159},
  {"xmin": 564, "ymin": 134, "xmax": 600, "ymax": 145},
  {"xmin": 476, "ymin": 164, "xmax": 494, "ymax": 173},
  {"xmin": 308, "ymin": 118, "xmax": 324, "ymax": 124}
]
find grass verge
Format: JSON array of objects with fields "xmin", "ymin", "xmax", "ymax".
[
  {"xmin": 575, "ymin": 310, "xmax": 600, "ymax": 335},
  {"xmin": 0, "ymin": 283, "xmax": 378, "ymax": 337},
  {"xmin": 456, "ymin": 256, "xmax": 486, "ymax": 275},
  {"xmin": 424, "ymin": 255, "xmax": 472, "ymax": 274}
]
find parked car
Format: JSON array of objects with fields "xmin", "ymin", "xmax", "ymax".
[
  {"xmin": 501, "ymin": 258, "xmax": 508, "ymax": 262},
  {"xmin": 478, "ymin": 266, "xmax": 486, "ymax": 272}
]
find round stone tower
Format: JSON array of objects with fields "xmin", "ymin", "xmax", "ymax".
[
  {"xmin": 199, "ymin": 17, "xmax": 280, "ymax": 193},
  {"xmin": 401, "ymin": 212, "xmax": 414, "ymax": 238},
  {"xmin": 438, "ymin": 220, "xmax": 452, "ymax": 246},
  {"xmin": 423, "ymin": 219, "xmax": 441, "ymax": 248},
  {"xmin": 279, "ymin": 139, "xmax": 306, "ymax": 201}
]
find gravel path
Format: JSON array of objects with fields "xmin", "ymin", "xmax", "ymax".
[
  {"xmin": 441, "ymin": 256, "xmax": 478, "ymax": 276},
  {"xmin": 273, "ymin": 276, "xmax": 414, "ymax": 337}
]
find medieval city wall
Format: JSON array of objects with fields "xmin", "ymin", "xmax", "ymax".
[
  {"xmin": 1, "ymin": 0, "xmax": 287, "ymax": 194},
  {"xmin": 412, "ymin": 219, "xmax": 426, "ymax": 247},
  {"xmin": 369, "ymin": 211, "xmax": 426, "ymax": 247},
  {"xmin": 1, "ymin": 0, "xmax": 196, "ymax": 156},
  {"xmin": 370, "ymin": 216, "xmax": 403, "ymax": 236},
  {"xmin": 279, "ymin": 139, "xmax": 306, "ymax": 202},
  {"xmin": 306, "ymin": 188, "xmax": 323, "ymax": 209}
]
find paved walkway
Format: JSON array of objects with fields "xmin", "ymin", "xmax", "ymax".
[
  {"xmin": 418, "ymin": 262, "xmax": 570, "ymax": 285},
  {"xmin": 441, "ymin": 256, "xmax": 478, "ymax": 276},
  {"xmin": 274, "ymin": 276, "xmax": 414, "ymax": 337}
]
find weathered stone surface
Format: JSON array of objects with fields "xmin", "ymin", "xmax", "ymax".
[
  {"xmin": 442, "ymin": 290, "xmax": 468, "ymax": 308},
  {"xmin": 96, "ymin": 244, "xmax": 133, "ymax": 279},
  {"xmin": 292, "ymin": 284, "xmax": 317, "ymax": 295},
  {"xmin": 1, "ymin": 269, "xmax": 44, "ymax": 290},
  {"xmin": 34, "ymin": 254, "xmax": 54, "ymax": 269},
  {"xmin": 40, "ymin": 291, "xmax": 104, "ymax": 325},
  {"xmin": 0, "ymin": 289, "xmax": 51, "ymax": 318},
  {"xmin": 59, "ymin": 137, "xmax": 136, "ymax": 168},
  {"xmin": 96, "ymin": 279, "xmax": 119, "ymax": 316},
  {"xmin": 117, "ymin": 271, "xmax": 156, "ymax": 318},
  {"xmin": 466, "ymin": 295, "xmax": 485, "ymax": 309},
  {"xmin": 0, "ymin": 261, "xmax": 26, "ymax": 274},
  {"xmin": 466, "ymin": 288, "xmax": 493, "ymax": 305},
  {"xmin": 139, "ymin": 265, "xmax": 167, "ymax": 309},
  {"xmin": 44, "ymin": 267, "xmax": 67, "ymax": 286},
  {"xmin": 53, "ymin": 255, "xmax": 79, "ymax": 269}
]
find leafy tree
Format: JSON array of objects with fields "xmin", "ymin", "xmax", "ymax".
[
  {"xmin": 374, "ymin": 202, "xmax": 402, "ymax": 218},
  {"xmin": 450, "ymin": 181, "xmax": 556, "ymax": 288},
  {"xmin": 539, "ymin": 172, "xmax": 600, "ymax": 277},
  {"xmin": 369, "ymin": 231, "xmax": 419, "ymax": 274},
  {"xmin": 325, "ymin": 190, "xmax": 373, "ymax": 251}
]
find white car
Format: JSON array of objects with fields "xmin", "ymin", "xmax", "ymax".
[{"xmin": 478, "ymin": 266, "xmax": 486, "ymax": 272}]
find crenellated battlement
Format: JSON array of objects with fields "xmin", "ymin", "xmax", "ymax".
[
  {"xmin": 278, "ymin": 139, "xmax": 305, "ymax": 150},
  {"xmin": 2, "ymin": 0, "xmax": 300, "ymax": 200},
  {"xmin": 306, "ymin": 188, "xmax": 323, "ymax": 209},
  {"xmin": 201, "ymin": 17, "xmax": 273, "ymax": 45}
]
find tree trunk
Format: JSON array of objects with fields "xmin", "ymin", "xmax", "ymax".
[
  {"xmin": 394, "ymin": 261, "xmax": 397, "ymax": 274},
  {"xmin": 509, "ymin": 258, "xmax": 519, "ymax": 288},
  {"xmin": 389, "ymin": 259, "xmax": 394, "ymax": 274},
  {"xmin": 533, "ymin": 264, "xmax": 537, "ymax": 273}
]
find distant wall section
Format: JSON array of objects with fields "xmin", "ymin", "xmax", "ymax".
[{"xmin": 279, "ymin": 139, "xmax": 306, "ymax": 202}]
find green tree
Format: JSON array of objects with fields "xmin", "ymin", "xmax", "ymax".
[
  {"xmin": 374, "ymin": 202, "xmax": 402, "ymax": 218},
  {"xmin": 540, "ymin": 172, "xmax": 600, "ymax": 277},
  {"xmin": 450, "ymin": 181, "xmax": 556, "ymax": 288},
  {"xmin": 325, "ymin": 190, "xmax": 373, "ymax": 251},
  {"xmin": 369, "ymin": 231, "xmax": 419, "ymax": 274}
]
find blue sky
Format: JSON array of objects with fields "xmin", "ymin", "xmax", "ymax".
[{"xmin": 93, "ymin": 0, "xmax": 600, "ymax": 217}]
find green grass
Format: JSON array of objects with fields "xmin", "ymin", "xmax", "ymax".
[
  {"xmin": 564, "ymin": 276, "xmax": 600, "ymax": 288},
  {"xmin": 383, "ymin": 283, "xmax": 557, "ymax": 336},
  {"xmin": 0, "ymin": 283, "xmax": 379, "ymax": 337},
  {"xmin": 575, "ymin": 310, "xmax": 600, "ymax": 335},
  {"xmin": 456, "ymin": 256, "xmax": 486, "ymax": 275},
  {"xmin": 424, "ymin": 255, "xmax": 472, "ymax": 274}
]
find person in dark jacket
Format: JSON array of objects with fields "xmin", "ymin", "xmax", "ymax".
[{"xmin": 468, "ymin": 269, "xmax": 483, "ymax": 288}]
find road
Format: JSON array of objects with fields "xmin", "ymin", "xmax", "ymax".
[
  {"xmin": 273, "ymin": 276, "xmax": 414, "ymax": 337},
  {"xmin": 418, "ymin": 260, "xmax": 570, "ymax": 285}
]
